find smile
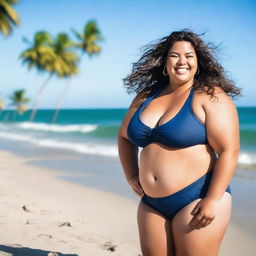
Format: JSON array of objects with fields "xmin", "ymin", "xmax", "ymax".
[{"xmin": 175, "ymin": 68, "xmax": 190, "ymax": 74}]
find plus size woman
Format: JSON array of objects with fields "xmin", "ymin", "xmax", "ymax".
[{"xmin": 118, "ymin": 29, "xmax": 240, "ymax": 256}]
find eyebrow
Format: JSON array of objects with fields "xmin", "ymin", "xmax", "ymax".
[{"xmin": 169, "ymin": 51, "xmax": 195, "ymax": 55}]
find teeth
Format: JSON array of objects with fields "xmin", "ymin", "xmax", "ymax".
[{"xmin": 175, "ymin": 68, "xmax": 189, "ymax": 74}]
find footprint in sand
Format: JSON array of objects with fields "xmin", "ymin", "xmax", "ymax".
[
  {"xmin": 101, "ymin": 241, "xmax": 117, "ymax": 252},
  {"xmin": 58, "ymin": 221, "xmax": 72, "ymax": 227}
]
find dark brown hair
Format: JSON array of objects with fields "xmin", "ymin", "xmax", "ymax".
[{"xmin": 123, "ymin": 29, "xmax": 241, "ymax": 101}]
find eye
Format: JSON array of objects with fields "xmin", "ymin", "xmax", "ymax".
[
  {"xmin": 186, "ymin": 56, "xmax": 194, "ymax": 58},
  {"xmin": 168, "ymin": 54, "xmax": 178, "ymax": 58}
]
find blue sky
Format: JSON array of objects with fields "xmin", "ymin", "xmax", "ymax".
[{"xmin": 0, "ymin": 0, "xmax": 255, "ymax": 108}]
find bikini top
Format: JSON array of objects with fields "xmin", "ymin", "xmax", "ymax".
[{"xmin": 127, "ymin": 84, "xmax": 208, "ymax": 148}]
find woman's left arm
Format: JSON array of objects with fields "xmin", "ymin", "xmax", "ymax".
[
  {"xmin": 204, "ymin": 87, "xmax": 240, "ymax": 200},
  {"xmin": 190, "ymin": 86, "xmax": 240, "ymax": 228}
]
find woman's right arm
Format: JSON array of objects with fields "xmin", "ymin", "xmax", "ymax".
[{"xmin": 117, "ymin": 98, "xmax": 144, "ymax": 197}]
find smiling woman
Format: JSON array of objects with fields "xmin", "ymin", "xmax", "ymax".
[
  {"xmin": 118, "ymin": 29, "xmax": 241, "ymax": 256},
  {"xmin": 166, "ymin": 41, "xmax": 198, "ymax": 81}
]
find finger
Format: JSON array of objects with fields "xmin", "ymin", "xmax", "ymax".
[
  {"xmin": 191, "ymin": 203, "xmax": 201, "ymax": 215},
  {"xmin": 132, "ymin": 185, "xmax": 143, "ymax": 194},
  {"xmin": 135, "ymin": 181, "xmax": 144, "ymax": 193},
  {"xmin": 136, "ymin": 186, "xmax": 144, "ymax": 194},
  {"xmin": 133, "ymin": 183, "xmax": 143, "ymax": 193},
  {"xmin": 203, "ymin": 219, "xmax": 212, "ymax": 227},
  {"xmin": 201, "ymin": 219, "xmax": 211, "ymax": 228},
  {"xmin": 197, "ymin": 217, "xmax": 208, "ymax": 228},
  {"xmin": 189, "ymin": 213, "xmax": 203, "ymax": 227},
  {"xmin": 133, "ymin": 186, "xmax": 144, "ymax": 196}
]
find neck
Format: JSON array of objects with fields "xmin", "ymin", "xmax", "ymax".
[{"xmin": 166, "ymin": 79, "xmax": 194, "ymax": 94}]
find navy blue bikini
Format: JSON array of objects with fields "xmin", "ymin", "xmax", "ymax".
[
  {"xmin": 127, "ymin": 83, "xmax": 207, "ymax": 148},
  {"xmin": 127, "ymin": 83, "xmax": 231, "ymax": 219}
]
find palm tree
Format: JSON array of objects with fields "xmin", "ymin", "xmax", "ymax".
[
  {"xmin": 51, "ymin": 33, "xmax": 78, "ymax": 77},
  {"xmin": 9, "ymin": 89, "xmax": 30, "ymax": 120},
  {"xmin": 50, "ymin": 32, "xmax": 79, "ymax": 123},
  {"xmin": 72, "ymin": 20, "xmax": 103, "ymax": 60},
  {"xmin": 51, "ymin": 20, "xmax": 103, "ymax": 123},
  {"xmin": 21, "ymin": 31, "xmax": 78, "ymax": 122},
  {"xmin": 0, "ymin": 0, "xmax": 20, "ymax": 36},
  {"xmin": 20, "ymin": 31, "xmax": 60, "ymax": 121}
]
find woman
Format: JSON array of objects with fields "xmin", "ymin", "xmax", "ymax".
[{"xmin": 117, "ymin": 29, "xmax": 241, "ymax": 256}]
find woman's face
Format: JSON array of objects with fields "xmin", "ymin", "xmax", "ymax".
[{"xmin": 165, "ymin": 41, "xmax": 198, "ymax": 85}]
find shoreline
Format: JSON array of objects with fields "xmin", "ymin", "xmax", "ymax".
[{"xmin": 0, "ymin": 143, "xmax": 255, "ymax": 254}]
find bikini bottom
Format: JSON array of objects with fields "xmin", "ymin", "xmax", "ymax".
[{"xmin": 141, "ymin": 170, "xmax": 231, "ymax": 219}]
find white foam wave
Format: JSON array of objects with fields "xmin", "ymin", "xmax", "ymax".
[
  {"xmin": 238, "ymin": 152, "xmax": 256, "ymax": 165},
  {"xmin": 0, "ymin": 130, "xmax": 255, "ymax": 164},
  {"xmin": 0, "ymin": 131, "xmax": 118, "ymax": 157},
  {"xmin": 16, "ymin": 122, "xmax": 97, "ymax": 133}
]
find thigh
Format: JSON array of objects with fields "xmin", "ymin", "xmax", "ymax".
[
  {"xmin": 172, "ymin": 192, "xmax": 232, "ymax": 256},
  {"xmin": 137, "ymin": 200, "xmax": 175, "ymax": 256}
]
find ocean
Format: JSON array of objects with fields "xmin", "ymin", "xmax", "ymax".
[{"xmin": 0, "ymin": 107, "xmax": 255, "ymax": 170}]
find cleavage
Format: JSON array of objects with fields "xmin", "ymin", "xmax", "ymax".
[{"xmin": 140, "ymin": 90, "xmax": 191, "ymax": 129}]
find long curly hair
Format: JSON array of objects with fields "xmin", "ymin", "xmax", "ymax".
[{"xmin": 123, "ymin": 29, "xmax": 241, "ymax": 102}]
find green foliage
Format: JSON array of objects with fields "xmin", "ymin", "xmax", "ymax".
[
  {"xmin": 0, "ymin": 0, "xmax": 20, "ymax": 36},
  {"xmin": 20, "ymin": 31, "xmax": 78, "ymax": 77},
  {"xmin": 51, "ymin": 32, "xmax": 78, "ymax": 77},
  {"xmin": 9, "ymin": 89, "xmax": 30, "ymax": 114},
  {"xmin": 20, "ymin": 20, "xmax": 103, "ymax": 122},
  {"xmin": 72, "ymin": 20, "xmax": 103, "ymax": 58}
]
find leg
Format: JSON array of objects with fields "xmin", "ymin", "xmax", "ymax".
[
  {"xmin": 137, "ymin": 200, "xmax": 175, "ymax": 256},
  {"xmin": 172, "ymin": 192, "xmax": 232, "ymax": 256}
]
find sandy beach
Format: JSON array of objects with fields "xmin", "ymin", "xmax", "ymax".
[
  {"xmin": 0, "ymin": 148, "xmax": 255, "ymax": 255},
  {"xmin": 0, "ymin": 150, "xmax": 141, "ymax": 255}
]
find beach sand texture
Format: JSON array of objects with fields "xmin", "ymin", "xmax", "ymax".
[{"xmin": 0, "ymin": 150, "xmax": 255, "ymax": 256}]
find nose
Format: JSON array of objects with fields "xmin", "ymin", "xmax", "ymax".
[{"xmin": 177, "ymin": 56, "xmax": 186, "ymax": 66}]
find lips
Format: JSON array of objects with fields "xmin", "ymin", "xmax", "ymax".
[{"xmin": 175, "ymin": 68, "xmax": 189, "ymax": 75}]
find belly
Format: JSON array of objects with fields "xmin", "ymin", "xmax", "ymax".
[{"xmin": 139, "ymin": 143, "xmax": 217, "ymax": 197}]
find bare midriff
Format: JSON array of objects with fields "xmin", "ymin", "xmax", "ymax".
[{"xmin": 139, "ymin": 143, "xmax": 217, "ymax": 197}]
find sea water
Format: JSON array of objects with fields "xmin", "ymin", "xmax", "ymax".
[{"xmin": 0, "ymin": 107, "xmax": 255, "ymax": 171}]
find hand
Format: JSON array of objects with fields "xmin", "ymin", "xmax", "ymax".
[
  {"xmin": 189, "ymin": 197, "xmax": 220, "ymax": 229},
  {"xmin": 127, "ymin": 175, "xmax": 144, "ymax": 197}
]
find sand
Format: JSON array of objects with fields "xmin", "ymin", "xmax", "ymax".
[
  {"xmin": 0, "ymin": 150, "xmax": 255, "ymax": 255},
  {"xmin": 0, "ymin": 150, "xmax": 141, "ymax": 255}
]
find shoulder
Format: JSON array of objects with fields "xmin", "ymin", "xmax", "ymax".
[
  {"xmin": 194, "ymin": 86, "xmax": 236, "ymax": 111},
  {"xmin": 197, "ymin": 86, "xmax": 240, "ymax": 154}
]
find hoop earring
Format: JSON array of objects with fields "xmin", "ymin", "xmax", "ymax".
[
  {"xmin": 196, "ymin": 67, "xmax": 200, "ymax": 75},
  {"xmin": 163, "ymin": 66, "xmax": 168, "ymax": 76}
]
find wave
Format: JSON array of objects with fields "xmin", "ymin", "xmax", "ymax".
[
  {"xmin": 238, "ymin": 152, "xmax": 256, "ymax": 165},
  {"xmin": 0, "ymin": 130, "xmax": 256, "ymax": 168},
  {"xmin": 16, "ymin": 122, "xmax": 98, "ymax": 133},
  {"xmin": 0, "ymin": 131, "xmax": 117, "ymax": 157}
]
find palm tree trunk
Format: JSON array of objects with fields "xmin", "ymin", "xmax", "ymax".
[
  {"xmin": 51, "ymin": 78, "xmax": 72, "ymax": 123},
  {"xmin": 29, "ymin": 73, "xmax": 53, "ymax": 122},
  {"xmin": 51, "ymin": 52, "xmax": 84, "ymax": 124}
]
